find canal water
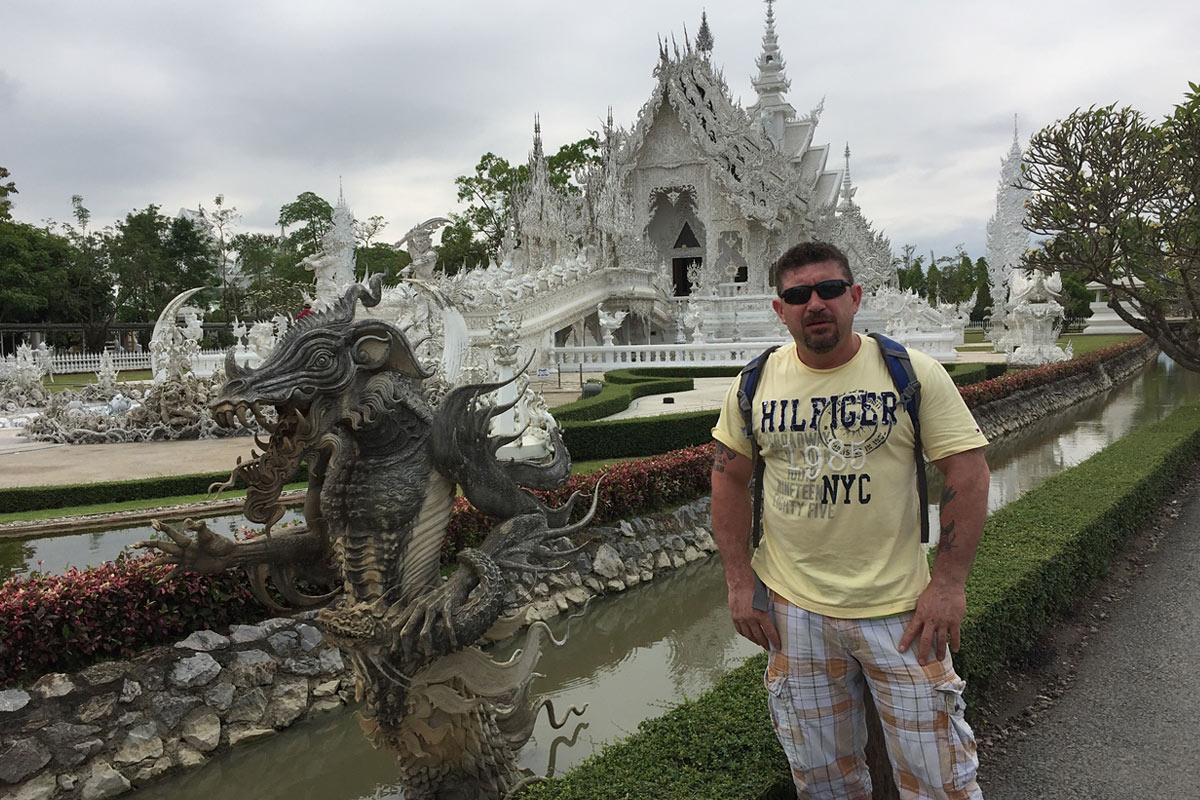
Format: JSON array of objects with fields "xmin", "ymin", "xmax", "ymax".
[
  {"xmin": 0, "ymin": 509, "xmax": 305, "ymax": 582},
  {"xmin": 35, "ymin": 355, "xmax": 1200, "ymax": 798}
]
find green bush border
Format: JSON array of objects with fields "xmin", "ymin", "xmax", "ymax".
[
  {"xmin": 0, "ymin": 464, "xmax": 309, "ymax": 516},
  {"xmin": 946, "ymin": 363, "xmax": 1007, "ymax": 386},
  {"xmin": 520, "ymin": 403, "xmax": 1200, "ymax": 799}
]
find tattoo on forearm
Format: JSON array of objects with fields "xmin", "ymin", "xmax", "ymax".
[
  {"xmin": 939, "ymin": 520, "xmax": 958, "ymax": 551},
  {"xmin": 938, "ymin": 485, "xmax": 959, "ymax": 550},
  {"xmin": 713, "ymin": 443, "xmax": 738, "ymax": 474},
  {"xmin": 940, "ymin": 485, "xmax": 958, "ymax": 507}
]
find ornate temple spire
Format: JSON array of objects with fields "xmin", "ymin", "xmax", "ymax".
[
  {"xmin": 532, "ymin": 114, "xmax": 543, "ymax": 161},
  {"xmin": 839, "ymin": 143, "xmax": 858, "ymax": 209},
  {"xmin": 696, "ymin": 10, "xmax": 714, "ymax": 56},
  {"xmin": 750, "ymin": 0, "xmax": 794, "ymax": 148},
  {"xmin": 752, "ymin": 0, "xmax": 789, "ymax": 99},
  {"xmin": 985, "ymin": 113, "xmax": 1030, "ymax": 327}
]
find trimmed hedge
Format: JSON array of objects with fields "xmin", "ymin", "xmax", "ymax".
[
  {"xmin": 520, "ymin": 403, "xmax": 1200, "ymax": 799},
  {"xmin": 552, "ymin": 373, "xmax": 694, "ymax": 422},
  {"xmin": 954, "ymin": 402, "xmax": 1200, "ymax": 692},
  {"xmin": 947, "ymin": 363, "xmax": 1007, "ymax": 387},
  {"xmin": 0, "ymin": 463, "xmax": 309, "ymax": 516},
  {"xmin": 561, "ymin": 410, "xmax": 720, "ymax": 461},
  {"xmin": 550, "ymin": 367, "xmax": 745, "ymax": 422}
]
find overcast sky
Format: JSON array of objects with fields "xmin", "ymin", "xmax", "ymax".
[{"xmin": 4, "ymin": 0, "xmax": 1197, "ymax": 260}]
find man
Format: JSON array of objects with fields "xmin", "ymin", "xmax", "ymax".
[{"xmin": 710, "ymin": 241, "xmax": 990, "ymax": 799}]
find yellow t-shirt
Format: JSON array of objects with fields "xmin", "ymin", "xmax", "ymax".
[{"xmin": 711, "ymin": 334, "xmax": 988, "ymax": 618}]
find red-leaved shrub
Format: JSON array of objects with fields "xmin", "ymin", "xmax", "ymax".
[{"xmin": 0, "ymin": 554, "xmax": 262, "ymax": 688}]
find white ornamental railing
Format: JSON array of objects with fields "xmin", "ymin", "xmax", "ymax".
[
  {"xmin": 43, "ymin": 351, "xmax": 153, "ymax": 374},
  {"xmin": 14, "ymin": 348, "xmax": 236, "ymax": 376},
  {"xmin": 551, "ymin": 340, "xmax": 789, "ymax": 369}
]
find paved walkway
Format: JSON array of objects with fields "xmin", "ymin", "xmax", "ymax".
[
  {"xmin": 978, "ymin": 477, "xmax": 1200, "ymax": 799},
  {"xmin": 0, "ymin": 380, "xmax": 588, "ymax": 490}
]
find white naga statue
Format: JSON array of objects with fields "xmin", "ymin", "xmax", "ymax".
[{"xmin": 1006, "ymin": 268, "xmax": 1070, "ymax": 365}]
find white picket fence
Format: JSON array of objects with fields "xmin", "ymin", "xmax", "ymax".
[
  {"xmin": 2, "ymin": 349, "xmax": 234, "ymax": 376},
  {"xmin": 45, "ymin": 352, "xmax": 153, "ymax": 374}
]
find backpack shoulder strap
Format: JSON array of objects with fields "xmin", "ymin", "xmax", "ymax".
[
  {"xmin": 736, "ymin": 344, "xmax": 780, "ymax": 613},
  {"xmin": 867, "ymin": 332, "xmax": 930, "ymax": 544},
  {"xmin": 736, "ymin": 344, "xmax": 781, "ymax": 441}
]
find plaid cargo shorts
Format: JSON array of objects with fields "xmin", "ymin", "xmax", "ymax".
[{"xmin": 765, "ymin": 594, "xmax": 982, "ymax": 800}]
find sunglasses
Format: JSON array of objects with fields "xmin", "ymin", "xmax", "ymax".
[{"xmin": 778, "ymin": 279, "xmax": 853, "ymax": 305}]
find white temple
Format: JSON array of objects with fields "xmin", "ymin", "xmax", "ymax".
[{"xmin": 414, "ymin": 3, "xmax": 930, "ymax": 368}]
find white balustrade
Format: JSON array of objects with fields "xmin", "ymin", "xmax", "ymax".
[
  {"xmin": 551, "ymin": 340, "xmax": 789, "ymax": 368},
  {"xmin": 14, "ymin": 348, "xmax": 243, "ymax": 376}
]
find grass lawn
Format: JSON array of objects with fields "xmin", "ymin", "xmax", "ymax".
[
  {"xmin": 1058, "ymin": 333, "xmax": 1135, "ymax": 355},
  {"xmin": 957, "ymin": 333, "xmax": 1134, "ymax": 358},
  {"xmin": 44, "ymin": 370, "xmax": 153, "ymax": 392}
]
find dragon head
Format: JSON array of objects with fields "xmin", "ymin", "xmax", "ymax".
[{"xmin": 211, "ymin": 277, "xmax": 433, "ymax": 525}]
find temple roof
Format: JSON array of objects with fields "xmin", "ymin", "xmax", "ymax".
[{"xmin": 619, "ymin": 12, "xmax": 841, "ymax": 225}]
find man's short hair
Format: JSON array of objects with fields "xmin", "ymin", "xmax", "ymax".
[{"xmin": 769, "ymin": 241, "xmax": 854, "ymax": 292}]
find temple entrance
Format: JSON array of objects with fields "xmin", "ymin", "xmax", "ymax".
[
  {"xmin": 646, "ymin": 187, "xmax": 706, "ymax": 297},
  {"xmin": 672, "ymin": 257, "xmax": 701, "ymax": 297}
]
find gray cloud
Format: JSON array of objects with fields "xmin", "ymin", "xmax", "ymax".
[{"xmin": 4, "ymin": 0, "xmax": 1198, "ymax": 260}]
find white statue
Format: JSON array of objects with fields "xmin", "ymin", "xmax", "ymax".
[
  {"xmin": 149, "ymin": 288, "xmax": 204, "ymax": 383},
  {"xmin": 181, "ymin": 308, "xmax": 204, "ymax": 343},
  {"xmin": 247, "ymin": 321, "xmax": 277, "ymax": 360},
  {"xmin": 95, "ymin": 351, "xmax": 119, "ymax": 393},
  {"xmin": 397, "ymin": 217, "xmax": 451, "ymax": 280},
  {"xmin": 301, "ymin": 193, "xmax": 357, "ymax": 312},
  {"xmin": 597, "ymin": 308, "xmax": 628, "ymax": 346},
  {"xmin": 1007, "ymin": 268, "xmax": 1069, "ymax": 365}
]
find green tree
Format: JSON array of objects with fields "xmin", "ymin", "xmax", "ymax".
[
  {"xmin": 59, "ymin": 195, "xmax": 117, "ymax": 350},
  {"xmin": 451, "ymin": 137, "xmax": 599, "ymax": 262},
  {"xmin": 106, "ymin": 205, "xmax": 217, "ymax": 345},
  {"xmin": 971, "ymin": 257, "xmax": 993, "ymax": 322},
  {"xmin": 0, "ymin": 220, "xmax": 71, "ymax": 323},
  {"xmin": 0, "ymin": 167, "xmax": 17, "ymax": 221},
  {"xmin": 353, "ymin": 215, "xmax": 412, "ymax": 279},
  {"xmin": 895, "ymin": 245, "xmax": 926, "ymax": 296},
  {"xmin": 1022, "ymin": 83, "xmax": 1200, "ymax": 370},
  {"xmin": 1059, "ymin": 270, "xmax": 1094, "ymax": 324},
  {"xmin": 925, "ymin": 262, "xmax": 943, "ymax": 305},
  {"xmin": 435, "ymin": 218, "xmax": 490, "ymax": 275},
  {"xmin": 277, "ymin": 192, "xmax": 333, "ymax": 258},
  {"xmin": 358, "ymin": 243, "xmax": 411, "ymax": 283},
  {"xmin": 201, "ymin": 194, "xmax": 241, "ymax": 321}
]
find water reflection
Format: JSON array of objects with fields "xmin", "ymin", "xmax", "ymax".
[
  {"xmin": 0, "ymin": 509, "xmax": 304, "ymax": 582},
  {"xmin": 928, "ymin": 355, "xmax": 1200, "ymax": 531},
  {"xmin": 131, "ymin": 558, "xmax": 758, "ymax": 800}
]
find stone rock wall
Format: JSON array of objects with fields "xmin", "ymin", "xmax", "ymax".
[
  {"xmin": 972, "ymin": 339, "xmax": 1158, "ymax": 442},
  {"xmin": 510, "ymin": 498, "xmax": 716, "ymax": 625},
  {"xmin": 0, "ymin": 615, "xmax": 352, "ymax": 800}
]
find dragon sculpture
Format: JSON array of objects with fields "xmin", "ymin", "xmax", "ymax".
[{"xmin": 139, "ymin": 276, "xmax": 592, "ymax": 799}]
